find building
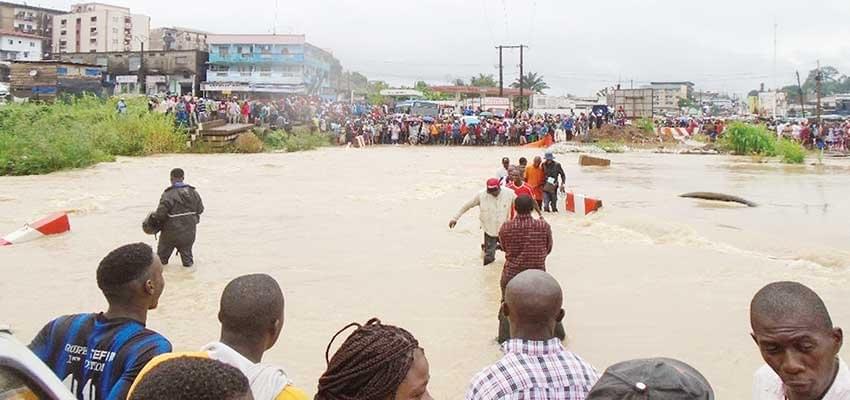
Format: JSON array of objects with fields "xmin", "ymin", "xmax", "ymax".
[
  {"xmin": 56, "ymin": 49, "xmax": 207, "ymax": 95},
  {"xmin": 52, "ymin": 3, "xmax": 150, "ymax": 54},
  {"xmin": 150, "ymin": 27, "xmax": 209, "ymax": 51},
  {"xmin": 646, "ymin": 81, "xmax": 694, "ymax": 115},
  {"xmin": 9, "ymin": 59, "xmax": 102, "ymax": 100},
  {"xmin": 0, "ymin": 30, "xmax": 43, "ymax": 61},
  {"xmin": 757, "ymin": 91, "xmax": 787, "ymax": 117},
  {"xmin": 202, "ymin": 34, "xmax": 341, "ymax": 98},
  {"xmin": 0, "ymin": 1, "xmax": 65, "ymax": 56}
]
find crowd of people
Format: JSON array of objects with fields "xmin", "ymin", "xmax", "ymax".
[
  {"xmin": 773, "ymin": 119, "xmax": 850, "ymax": 152},
  {"xmin": 21, "ymin": 156, "xmax": 848, "ymax": 400}
]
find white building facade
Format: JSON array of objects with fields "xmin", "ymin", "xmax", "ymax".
[
  {"xmin": 0, "ymin": 30, "xmax": 43, "ymax": 61},
  {"xmin": 52, "ymin": 3, "xmax": 149, "ymax": 54}
]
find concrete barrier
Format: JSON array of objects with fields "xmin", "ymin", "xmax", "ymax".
[{"xmin": 579, "ymin": 155, "xmax": 611, "ymax": 167}]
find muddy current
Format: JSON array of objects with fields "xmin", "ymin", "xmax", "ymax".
[{"xmin": 2, "ymin": 147, "xmax": 849, "ymax": 398}]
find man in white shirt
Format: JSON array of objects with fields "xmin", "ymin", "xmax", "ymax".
[
  {"xmin": 751, "ymin": 281, "xmax": 847, "ymax": 400},
  {"xmin": 450, "ymin": 178, "xmax": 517, "ymax": 265},
  {"xmin": 130, "ymin": 274, "xmax": 308, "ymax": 400}
]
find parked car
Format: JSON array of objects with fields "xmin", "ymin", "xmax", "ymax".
[{"xmin": 0, "ymin": 326, "xmax": 75, "ymax": 399}]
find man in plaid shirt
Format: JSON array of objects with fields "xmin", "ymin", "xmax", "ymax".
[
  {"xmin": 466, "ymin": 270, "xmax": 599, "ymax": 400},
  {"xmin": 497, "ymin": 195, "xmax": 562, "ymax": 342}
]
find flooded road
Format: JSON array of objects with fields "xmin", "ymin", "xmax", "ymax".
[{"xmin": 2, "ymin": 147, "xmax": 849, "ymax": 398}]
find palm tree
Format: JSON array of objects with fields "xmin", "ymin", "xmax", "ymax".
[{"xmin": 511, "ymin": 72, "xmax": 549, "ymax": 94}]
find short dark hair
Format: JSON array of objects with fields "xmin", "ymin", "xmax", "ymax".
[
  {"xmin": 170, "ymin": 168, "xmax": 184, "ymax": 179},
  {"xmin": 97, "ymin": 243, "xmax": 154, "ymax": 301},
  {"xmin": 129, "ymin": 357, "xmax": 250, "ymax": 400},
  {"xmin": 751, "ymin": 281, "xmax": 833, "ymax": 330},
  {"xmin": 219, "ymin": 274, "xmax": 284, "ymax": 339},
  {"xmin": 515, "ymin": 195, "xmax": 535, "ymax": 215},
  {"xmin": 519, "ymin": 157, "xmax": 528, "ymax": 165}
]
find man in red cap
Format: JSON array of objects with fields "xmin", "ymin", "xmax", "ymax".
[{"xmin": 450, "ymin": 178, "xmax": 517, "ymax": 265}]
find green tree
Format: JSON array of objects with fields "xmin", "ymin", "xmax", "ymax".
[
  {"xmin": 470, "ymin": 73, "xmax": 497, "ymax": 87},
  {"xmin": 511, "ymin": 72, "xmax": 549, "ymax": 94},
  {"xmin": 366, "ymin": 80, "xmax": 389, "ymax": 105},
  {"xmin": 453, "ymin": 78, "xmax": 467, "ymax": 86},
  {"xmin": 802, "ymin": 66, "xmax": 850, "ymax": 96}
]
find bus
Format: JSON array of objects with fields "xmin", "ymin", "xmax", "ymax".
[{"xmin": 394, "ymin": 100, "xmax": 440, "ymax": 118}]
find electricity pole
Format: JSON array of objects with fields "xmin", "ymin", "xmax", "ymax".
[
  {"xmin": 816, "ymin": 60, "xmax": 822, "ymax": 123},
  {"xmin": 519, "ymin": 45, "xmax": 524, "ymax": 111},
  {"xmin": 796, "ymin": 70, "xmax": 805, "ymax": 118},
  {"xmin": 496, "ymin": 44, "xmax": 527, "ymax": 110},
  {"xmin": 496, "ymin": 45, "xmax": 503, "ymax": 97}
]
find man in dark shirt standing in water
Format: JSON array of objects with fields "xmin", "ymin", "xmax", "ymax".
[
  {"xmin": 30, "ymin": 242, "xmax": 171, "ymax": 400},
  {"xmin": 154, "ymin": 168, "xmax": 204, "ymax": 267}
]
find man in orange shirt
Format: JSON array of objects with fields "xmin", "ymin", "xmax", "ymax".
[{"xmin": 524, "ymin": 156, "xmax": 546, "ymax": 208}]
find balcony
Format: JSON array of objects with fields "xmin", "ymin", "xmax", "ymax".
[
  {"xmin": 208, "ymin": 53, "xmax": 304, "ymax": 65},
  {"xmin": 205, "ymin": 71, "xmax": 303, "ymax": 85}
]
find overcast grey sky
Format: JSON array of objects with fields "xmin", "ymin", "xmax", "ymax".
[{"xmin": 35, "ymin": 0, "xmax": 850, "ymax": 96}]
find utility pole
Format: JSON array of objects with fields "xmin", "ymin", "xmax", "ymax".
[
  {"xmin": 497, "ymin": 45, "xmax": 504, "ymax": 97},
  {"xmin": 796, "ymin": 70, "xmax": 805, "ymax": 117},
  {"xmin": 139, "ymin": 41, "xmax": 145, "ymax": 95},
  {"xmin": 495, "ymin": 44, "xmax": 527, "ymax": 110},
  {"xmin": 816, "ymin": 60, "xmax": 822, "ymax": 123},
  {"xmin": 773, "ymin": 22, "xmax": 778, "ymax": 118},
  {"xmin": 519, "ymin": 45, "xmax": 524, "ymax": 111}
]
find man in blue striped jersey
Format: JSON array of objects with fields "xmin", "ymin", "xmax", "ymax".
[{"xmin": 29, "ymin": 242, "xmax": 171, "ymax": 400}]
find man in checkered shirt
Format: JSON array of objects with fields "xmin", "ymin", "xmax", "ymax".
[{"xmin": 466, "ymin": 270, "xmax": 599, "ymax": 400}]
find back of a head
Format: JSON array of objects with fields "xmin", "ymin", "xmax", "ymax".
[
  {"xmin": 170, "ymin": 168, "xmax": 185, "ymax": 180},
  {"xmin": 515, "ymin": 195, "xmax": 535, "ymax": 215},
  {"xmin": 219, "ymin": 274, "xmax": 284, "ymax": 340},
  {"xmin": 587, "ymin": 358, "xmax": 713, "ymax": 400},
  {"xmin": 97, "ymin": 243, "xmax": 154, "ymax": 303},
  {"xmin": 750, "ymin": 281, "xmax": 833, "ymax": 331},
  {"xmin": 130, "ymin": 356, "xmax": 252, "ymax": 400},
  {"xmin": 317, "ymin": 318, "xmax": 419, "ymax": 400},
  {"xmin": 505, "ymin": 270, "xmax": 563, "ymax": 325}
]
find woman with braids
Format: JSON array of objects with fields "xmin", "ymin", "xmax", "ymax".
[{"xmin": 316, "ymin": 318, "xmax": 432, "ymax": 400}]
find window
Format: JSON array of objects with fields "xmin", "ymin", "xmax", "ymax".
[
  {"xmin": 175, "ymin": 56, "xmax": 187, "ymax": 65},
  {"xmin": 90, "ymin": 16, "xmax": 97, "ymax": 22},
  {"xmin": 23, "ymin": 52, "xmax": 28, "ymax": 58},
  {"xmin": 60, "ymin": 30, "xmax": 66, "ymax": 35},
  {"xmin": 112, "ymin": 28, "xmax": 117, "ymax": 34},
  {"xmin": 7, "ymin": 40, "xmax": 12, "ymax": 45},
  {"xmin": 218, "ymin": 46, "xmax": 229, "ymax": 57},
  {"xmin": 61, "ymin": 19, "xmax": 67, "ymax": 26},
  {"xmin": 29, "ymin": 41, "xmax": 34, "ymax": 47}
]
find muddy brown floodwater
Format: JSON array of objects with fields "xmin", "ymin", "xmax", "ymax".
[{"xmin": 2, "ymin": 147, "xmax": 849, "ymax": 398}]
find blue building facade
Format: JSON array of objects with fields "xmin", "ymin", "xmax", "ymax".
[{"xmin": 202, "ymin": 34, "xmax": 340, "ymax": 98}]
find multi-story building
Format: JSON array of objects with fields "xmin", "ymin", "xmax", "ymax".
[
  {"xmin": 57, "ymin": 49, "xmax": 207, "ymax": 95},
  {"xmin": 150, "ymin": 27, "xmax": 209, "ymax": 51},
  {"xmin": 52, "ymin": 3, "xmax": 150, "ymax": 54},
  {"xmin": 0, "ymin": 1, "xmax": 65, "ymax": 56},
  {"xmin": 202, "ymin": 34, "xmax": 341, "ymax": 98},
  {"xmin": 646, "ymin": 81, "xmax": 694, "ymax": 115},
  {"xmin": 0, "ymin": 30, "xmax": 43, "ymax": 61}
]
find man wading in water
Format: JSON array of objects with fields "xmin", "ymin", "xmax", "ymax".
[
  {"xmin": 450, "ymin": 178, "xmax": 516, "ymax": 266},
  {"xmin": 154, "ymin": 168, "xmax": 204, "ymax": 267}
]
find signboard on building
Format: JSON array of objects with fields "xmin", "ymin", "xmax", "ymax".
[
  {"xmin": 146, "ymin": 75, "xmax": 166, "ymax": 83},
  {"xmin": 380, "ymin": 89, "xmax": 423, "ymax": 97},
  {"xmin": 116, "ymin": 75, "xmax": 138, "ymax": 83},
  {"xmin": 612, "ymin": 89, "xmax": 654, "ymax": 119}
]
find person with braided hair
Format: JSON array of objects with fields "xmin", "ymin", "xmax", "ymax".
[{"xmin": 316, "ymin": 318, "xmax": 432, "ymax": 400}]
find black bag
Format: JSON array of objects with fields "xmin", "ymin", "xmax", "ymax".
[{"xmin": 142, "ymin": 212, "xmax": 163, "ymax": 235}]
